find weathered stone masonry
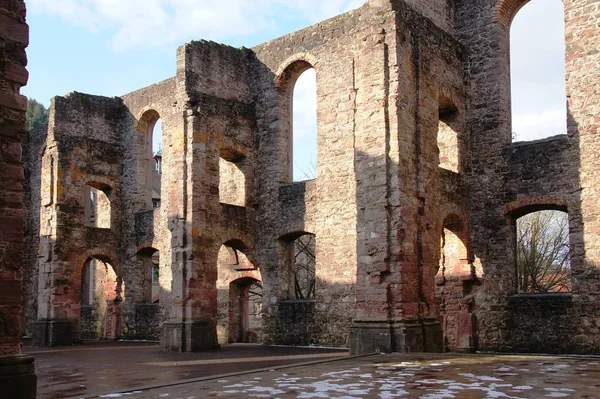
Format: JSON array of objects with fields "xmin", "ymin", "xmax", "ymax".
[
  {"xmin": 24, "ymin": 0, "xmax": 600, "ymax": 355},
  {"xmin": 0, "ymin": 0, "xmax": 36, "ymax": 397}
]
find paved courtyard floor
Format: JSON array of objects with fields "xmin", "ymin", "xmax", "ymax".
[
  {"xmin": 24, "ymin": 342, "xmax": 348, "ymax": 399},
  {"xmin": 80, "ymin": 352, "xmax": 600, "ymax": 399}
]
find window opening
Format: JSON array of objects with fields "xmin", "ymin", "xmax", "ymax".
[{"xmin": 510, "ymin": 0, "xmax": 566, "ymax": 141}]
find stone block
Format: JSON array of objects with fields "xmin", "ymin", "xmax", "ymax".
[{"xmin": 32, "ymin": 320, "xmax": 73, "ymax": 347}]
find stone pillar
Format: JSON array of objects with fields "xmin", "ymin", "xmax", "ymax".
[
  {"xmin": 349, "ymin": 6, "xmax": 445, "ymax": 355},
  {"xmin": 565, "ymin": 0, "xmax": 600, "ymax": 349},
  {"xmin": 160, "ymin": 101, "xmax": 220, "ymax": 352},
  {"xmin": 0, "ymin": 0, "xmax": 37, "ymax": 396}
]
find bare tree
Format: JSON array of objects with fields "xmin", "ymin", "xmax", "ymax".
[
  {"xmin": 294, "ymin": 235, "xmax": 316, "ymax": 300},
  {"xmin": 517, "ymin": 210, "xmax": 571, "ymax": 293},
  {"xmin": 296, "ymin": 158, "xmax": 317, "ymax": 181}
]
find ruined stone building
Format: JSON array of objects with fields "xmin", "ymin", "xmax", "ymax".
[{"xmin": 22, "ymin": 0, "xmax": 600, "ymax": 355}]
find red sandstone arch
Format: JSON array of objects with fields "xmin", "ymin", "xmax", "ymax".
[
  {"xmin": 274, "ymin": 55, "xmax": 319, "ymax": 183},
  {"xmin": 136, "ymin": 109, "xmax": 161, "ymax": 134},
  {"xmin": 275, "ymin": 53, "xmax": 319, "ymax": 88},
  {"xmin": 504, "ymin": 196, "xmax": 569, "ymax": 219},
  {"xmin": 494, "ymin": 0, "xmax": 565, "ymax": 29}
]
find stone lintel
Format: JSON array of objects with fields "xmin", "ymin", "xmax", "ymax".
[
  {"xmin": 32, "ymin": 320, "xmax": 73, "ymax": 347},
  {"xmin": 161, "ymin": 322, "xmax": 219, "ymax": 352}
]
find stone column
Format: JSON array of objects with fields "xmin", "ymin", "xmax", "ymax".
[
  {"xmin": 0, "ymin": 0, "xmax": 37, "ymax": 396},
  {"xmin": 565, "ymin": 0, "xmax": 600, "ymax": 349}
]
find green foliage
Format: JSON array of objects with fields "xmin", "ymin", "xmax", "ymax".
[{"xmin": 26, "ymin": 98, "xmax": 48, "ymax": 132}]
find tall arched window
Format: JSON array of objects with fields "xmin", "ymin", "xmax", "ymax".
[
  {"xmin": 510, "ymin": 0, "xmax": 566, "ymax": 141},
  {"xmin": 216, "ymin": 241, "xmax": 262, "ymax": 344},
  {"xmin": 151, "ymin": 118, "xmax": 162, "ymax": 209},
  {"xmin": 138, "ymin": 110, "xmax": 163, "ymax": 210},
  {"xmin": 292, "ymin": 68, "xmax": 317, "ymax": 181},
  {"xmin": 80, "ymin": 256, "xmax": 122, "ymax": 339}
]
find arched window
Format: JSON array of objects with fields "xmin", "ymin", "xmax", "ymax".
[
  {"xmin": 435, "ymin": 215, "xmax": 474, "ymax": 352},
  {"xmin": 510, "ymin": 0, "xmax": 566, "ymax": 141},
  {"xmin": 138, "ymin": 110, "xmax": 162, "ymax": 209},
  {"xmin": 515, "ymin": 209, "xmax": 571, "ymax": 293},
  {"xmin": 216, "ymin": 241, "xmax": 261, "ymax": 344},
  {"xmin": 151, "ymin": 118, "xmax": 162, "ymax": 209},
  {"xmin": 292, "ymin": 68, "xmax": 317, "ymax": 181},
  {"xmin": 80, "ymin": 256, "xmax": 122, "ymax": 339},
  {"xmin": 84, "ymin": 183, "xmax": 111, "ymax": 229}
]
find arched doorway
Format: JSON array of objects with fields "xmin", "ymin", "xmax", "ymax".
[
  {"xmin": 435, "ymin": 215, "xmax": 477, "ymax": 352},
  {"xmin": 216, "ymin": 241, "xmax": 262, "ymax": 344},
  {"xmin": 80, "ymin": 256, "xmax": 123, "ymax": 340}
]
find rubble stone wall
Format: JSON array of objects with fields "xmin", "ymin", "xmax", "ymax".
[{"xmin": 22, "ymin": 0, "xmax": 600, "ymax": 355}]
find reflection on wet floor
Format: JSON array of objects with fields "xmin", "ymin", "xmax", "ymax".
[
  {"xmin": 25, "ymin": 342, "xmax": 348, "ymax": 399},
  {"xmin": 134, "ymin": 354, "xmax": 600, "ymax": 399}
]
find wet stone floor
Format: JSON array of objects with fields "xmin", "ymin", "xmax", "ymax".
[
  {"xmin": 94, "ymin": 353, "xmax": 600, "ymax": 399},
  {"xmin": 25, "ymin": 342, "xmax": 348, "ymax": 399}
]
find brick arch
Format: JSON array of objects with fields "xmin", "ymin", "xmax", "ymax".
[
  {"xmin": 274, "ymin": 53, "xmax": 319, "ymax": 88},
  {"xmin": 76, "ymin": 251, "xmax": 119, "ymax": 274},
  {"xmin": 494, "ymin": 0, "xmax": 530, "ymax": 28},
  {"xmin": 136, "ymin": 108, "xmax": 161, "ymax": 135},
  {"xmin": 504, "ymin": 196, "xmax": 569, "ymax": 219},
  {"xmin": 494, "ymin": 0, "xmax": 564, "ymax": 29},
  {"xmin": 135, "ymin": 244, "xmax": 159, "ymax": 255}
]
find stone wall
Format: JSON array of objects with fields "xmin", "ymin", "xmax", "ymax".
[
  {"xmin": 456, "ymin": 0, "xmax": 600, "ymax": 354},
  {"xmin": 0, "ymin": 0, "xmax": 36, "ymax": 396},
  {"xmin": 21, "ymin": 0, "xmax": 600, "ymax": 356},
  {"xmin": 23, "ymin": 121, "xmax": 46, "ymax": 337}
]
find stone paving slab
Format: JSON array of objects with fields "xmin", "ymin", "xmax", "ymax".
[
  {"xmin": 92, "ymin": 353, "xmax": 600, "ymax": 399},
  {"xmin": 24, "ymin": 342, "xmax": 348, "ymax": 399}
]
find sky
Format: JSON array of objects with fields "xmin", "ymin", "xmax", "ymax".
[{"xmin": 23, "ymin": 0, "xmax": 566, "ymax": 180}]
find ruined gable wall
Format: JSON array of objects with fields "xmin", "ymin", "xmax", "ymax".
[
  {"xmin": 390, "ymin": 2, "xmax": 469, "ymax": 325},
  {"xmin": 120, "ymin": 78, "xmax": 181, "ymax": 338},
  {"xmin": 456, "ymin": 0, "xmax": 600, "ymax": 353},
  {"xmin": 145, "ymin": 41, "xmax": 259, "ymax": 351},
  {"xmin": 34, "ymin": 93, "xmax": 125, "ymax": 343},
  {"xmin": 251, "ymin": 0, "xmax": 467, "ymax": 349},
  {"xmin": 251, "ymin": 5, "xmax": 369, "ymax": 347}
]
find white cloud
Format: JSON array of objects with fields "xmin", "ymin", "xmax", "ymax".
[{"xmin": 29, "ymin": 0, "xmax": 364, "ymax": 51}]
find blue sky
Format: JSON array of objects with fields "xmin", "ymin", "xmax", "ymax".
[{"xmin": 23, "ymin": 0, "xmax": 565, "ymax": 180}]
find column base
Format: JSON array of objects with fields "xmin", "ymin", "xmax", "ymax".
[
  {"xmin": 161, "ymin": 322, "xmax": 219, "ymax": 352},
  {"xmin": 350, "ymin": 318, "xmax": 443, "ymax": 355},
  {"xmin": 0, "ymin": 355, "xmax": 36, "ymax": 399},
  {"xmin": 32, "ymin": 320, "xmax": 73, "ymax": 346}
]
